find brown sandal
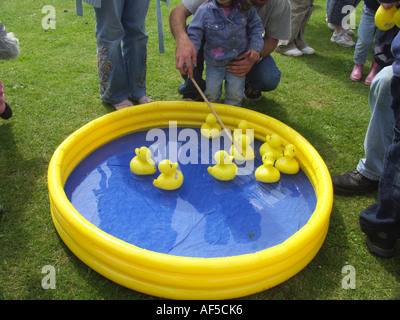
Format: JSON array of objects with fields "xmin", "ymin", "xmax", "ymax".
[
  {"xmin": 112, "ymin": 100, "xmax": 134, "ymax": 111},
  {"xmin": 137, "ymin": 96, "xmax": 154, "ymax": 104}
]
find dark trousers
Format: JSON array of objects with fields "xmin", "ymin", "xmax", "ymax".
[{"xmin": 327, "ymin": 0, "xmax": 361, "ymax": 26}]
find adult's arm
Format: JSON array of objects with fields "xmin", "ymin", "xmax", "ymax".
[{"xmin": 169, "ymin": 3, "xmax": 196, "ymax": 77}]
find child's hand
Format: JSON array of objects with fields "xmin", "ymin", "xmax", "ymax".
[
  {"xmin": 227, "ymin": 50, "xmax": 261, "ymax": 77},
  {"xmin": 247, "ymin": 50, "xmax": 260, "ymax": 63}
]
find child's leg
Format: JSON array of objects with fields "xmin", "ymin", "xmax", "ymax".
[
  {"xmin": 205, "ymin": 65, "xmax": 224, "ymax": 103},
  {"xmin": 354, "ymin": 6, "xmax": 377, "ymax": 65},
  {"xmin": 225, "ymin": 72, "xmax": 245, "ymax": 107}
]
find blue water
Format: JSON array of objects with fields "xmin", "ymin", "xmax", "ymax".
[{"xmin": 64, "ymin": 128, "xmax": 317, "ymax": 258}]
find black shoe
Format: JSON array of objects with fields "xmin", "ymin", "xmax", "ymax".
[
  {"xmin": 332, "ymin": 169, "xmax": 379, "ymax": 195},
  {"xmin": 244, "ymin": 81, "xmax": 262, "ymax": 101},
  {"xmin": 366, "ymin": 233, "xmax": 396, "ymax": 258},
  {"xmin": 0, "ymin": 103, "xmax": 12, "ymax": 119}
]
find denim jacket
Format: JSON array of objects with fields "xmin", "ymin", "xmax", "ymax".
[
  {"xmin": 392, "ymin": 32, "xmax": 400, "ymax": 78},
  {"xmin": 187, "ymin": 0, "xmax": 264, "ymax": 67},
  {"xmin": 75, "ymin": 0, "xmax": 101, "ymax": 16}
]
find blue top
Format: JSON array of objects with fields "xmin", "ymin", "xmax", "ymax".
[
  {"xmin": 187, "ymin": 0, "xmax": 264, "ymax": 67},
  {"xmin": 392, "ymin": 32, "xmax": 400, "ymax": 78}
]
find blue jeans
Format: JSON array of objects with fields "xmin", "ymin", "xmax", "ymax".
[
  {"xmin": 178, "ymin": 52, "xmax": 281, "ymax": 98},
  {"xmin": 205, "ymin": 65, "xmax": 245, "ymax": 107},
  {"xmin": 353, "ymin": 6, "xmax": 378, "ymax": 65},
  {"xmin": 357, "ymin": 66, "xmax": 395, "ymax": 181},
  {"xmin": 94, "ymin": 0, "xmax": 150, "ymax": 104},
  {"xmin": 359, "ymin": 76, "xmax": 400, "ymax": 238}
]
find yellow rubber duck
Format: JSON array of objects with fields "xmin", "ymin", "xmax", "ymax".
[
  {"xmin": 259, "ymin": 134, "xmax": 283, "ymax": 160},
  {"xmin": 201, "ymin": 113, "xmax": 221, "ymax": 139},
  {"xmin": 232, "ymin": 120, "xmax": 254, "ymax": 143},
  {"xmin": 130, "ymin": 146, "xmax": 156, "ymax": 175},
  {"xmin": 230, "ymin": 134, "xmax": 255, "ymax": 161},
  {"xmin": 153, "ymin": 159, "xmax": 183, "ymax": 190},
  {"xmin": 207, "ymin": 150, "xmax": 237, "ymax": 181},
  {"xmin": 275, "ymin": 144, "xmax": 299, "ymax": 174},
  {"xmin": 255, "ymin": 152, "xmax": 280, "ymax": 183}
]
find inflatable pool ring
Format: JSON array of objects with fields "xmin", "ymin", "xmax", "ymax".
[{"xmin": 48, "ymin": 101, "xmax": 333, "ymax": 300}]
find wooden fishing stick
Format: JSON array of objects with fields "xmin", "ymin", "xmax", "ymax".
[{"xmin": 190, "ymin": 77, "xmax": 242, "ymax": 156}]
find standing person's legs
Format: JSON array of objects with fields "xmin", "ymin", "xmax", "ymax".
[
  {"xmin": 328, "ymin": 0, "xmax": 360, "ymax": 47},
  {"xmin": 353, "ymin": 6, "xmax": 377, "ymax": 66},
  {"xmin": 351, "ymin": 6, "xmax": 377, "ymax": 81},
  {"xmin": 94, "ymin": 1, "xmax": 130, "ymax": 104},
  {"xmin": 332, "ymin": 67, "xmax": 394, "ymax": 194},
  {"xmin": 277, "ymin": 0, "xmax": 304, "ymax": 53},
  {"xmin": 357, "ymin": 66, "xmax": 395, "ymax": 181},
  {"xmin": 293, "ymin": 0, "xmax": 314, "ymax": 51},
  {"xmin": 122, "ymin": 0, "xmax": 150, "ymax": 101},
  {"xmin": 359, "ymin": 76, "xmax": 400, "ymax": 258}
]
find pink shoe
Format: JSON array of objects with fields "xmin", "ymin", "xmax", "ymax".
[
  {"xmin": 0, "ymin": 79, "xmax": 5, "ymax": 114},
  {"xmin": 350, "ymin": 64, "xmax": 363, "ymax": 82},
  {"xmin": 364, "ymin": 60, "xmax": 379, "ymax": 86}
]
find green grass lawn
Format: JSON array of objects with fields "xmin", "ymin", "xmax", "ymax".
[{"xmin": 0, "ymin": 0, "xmax": 399, "ymax": 300}]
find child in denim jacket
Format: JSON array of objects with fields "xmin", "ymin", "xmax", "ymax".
[{"xmin": 187, "ymin": 0, "xmax": 264, "ymax": 106}]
